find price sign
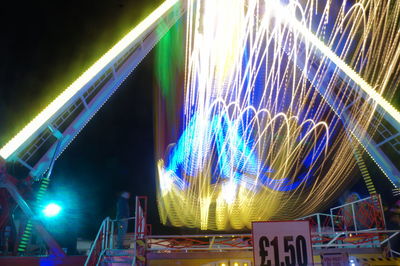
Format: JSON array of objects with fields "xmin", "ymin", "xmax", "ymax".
[{"xmin": 252, "ymin": 221, "xmax": 313, "ymax": 266}]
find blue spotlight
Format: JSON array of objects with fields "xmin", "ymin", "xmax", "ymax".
[{"xmin": 42, "ymin": 203, "xmax": 62, "ymax": 218}]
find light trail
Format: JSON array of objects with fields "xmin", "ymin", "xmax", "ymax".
[
  {"xmin": 0, "ymin": 0, "xmax": 179, "ymax": 160},
  {"xmin": 156, "ymin": 0, "xmax": 400, "ymax": 230},
  {"xmin": 276, "ymin": 3, "xmax": 400, "ymax": 126}
]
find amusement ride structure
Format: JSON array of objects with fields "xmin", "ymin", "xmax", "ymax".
[{"xmin": 0, "ymin": 0, "xmax": 400, "ymax": 264}]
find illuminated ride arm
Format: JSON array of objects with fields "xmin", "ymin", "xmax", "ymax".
[
  {"xmin": 292, "ymin": 46, "xmax": 400, "ymax": 187},
  {"xmin": 278, "ymin": 7, "xmax": 400, "ymax": 187},
  {"xmin": 0, "ymin": 0, "xmax": 184, "ymax": 179}
]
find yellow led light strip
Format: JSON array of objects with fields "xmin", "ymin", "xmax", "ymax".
[
  {"xmin": 280, "ymin": 6, "xmax": 400, "ymax": 125},
  {"xmin": 0, "ymin": 0, "xmax": 179, "ymax": 160}
]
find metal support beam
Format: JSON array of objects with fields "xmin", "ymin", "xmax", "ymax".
[
  {"xmin": 209, "ymin": 236, "xmax": 216, "ymax": 249},
  {"xmin": 289, "ymin": 46, "xmax": 400, "ymax": 186},
  {"xmin": 380, "ymin": 232, "xmax": 399, "ymax": 245},
  {"xmin": 327, "ymin": 233, "xmax": 343, "ymax": 245},
  {"xmin": 16, "ymin": 157, "xmax": 34, "ymax": 172},
  {"xmin": 376, "ymin": 132, "xmax": 400, "ymax": 147},
  {"xmin": 44, "ymin": 139, "xmax": 62, "ymax": 180}
]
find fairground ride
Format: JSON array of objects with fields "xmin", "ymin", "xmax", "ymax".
[{"xmin": 0, "ymin": 0, "xmax": 399, "ymax": 256}]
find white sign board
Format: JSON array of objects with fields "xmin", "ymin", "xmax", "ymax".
[{"xmin": 252, "ymin": 221, "xmax": 313, "ymax": 266}]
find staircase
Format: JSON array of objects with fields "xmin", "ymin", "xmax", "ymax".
[{"xmin": 85, "ymin": 196, "xmax": 148, "ymax": 266}]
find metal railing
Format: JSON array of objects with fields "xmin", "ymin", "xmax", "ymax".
[
  {"xmin": 85, "ymin": 196, "xmax": 148, "ymax": 265},
  {"xmin": 145, "ymin": 195, "xmax": 395, "ymax": 253},
  {"xmin": 86, "ymin": 195, "xmax": 396, "ymax": 262},
  {"xmin": 297, "ymin": 213, "xmax": 341, "ymax": 233},
  {"xmin": 85, "ymin": 217, "xmax": 109, "ymax": 266},
  {"xmin": 84, "ymin": 217, "xmax": 136, "ymax": 266},
  {"xmin": 297, "ymin": 195, "xmax": 385, "ymax": 234},
  {"xmin": 147, "ymin": 234, "xmax": 253, "ymax": 252},
  {"xmin": 329, "ymin": 195, "xmax": 385, "ymax": 232},
  {"xmin": 145, "ymin": 230, "xmax": 400, "ymax": 252}
]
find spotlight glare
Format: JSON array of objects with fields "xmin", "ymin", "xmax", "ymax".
[{"xmin": 42, "ymin": 203, "xmax": 62, "ymax": 218}]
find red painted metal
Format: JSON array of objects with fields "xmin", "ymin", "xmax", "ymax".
[
  {"xmin": 85, "ymin": 231, "xmax": 104, "ymax": 266},
  {"xmin": 0, "ymin": 159, "xmax": 59, "ymax": 256},
  {"xmin": 330, "ymin": 195, "xmax": 385, "ymax": 231},
  {"xmin": 134, "ymin": 196, "xmax": 148, "ymax": 265}
]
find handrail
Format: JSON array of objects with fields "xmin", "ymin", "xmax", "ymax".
[
  {"xmin": 147, "ymin": 230, "xmax": 400, "ymax": 239},
  {"xmin": 330, "ymin": 195, "xmax": 376, "ymax": 211},
  {"xmin": 85, "ymin": 217, "xmax": 110, "ymax": 266},
  {"xmin": 85, "ymin": 216, "xmax": 137, "ymax": 266},
  {"xmin": 145, "ymin": 230, "xmax": 400, "ymax": 251},
  {"xmin": 298, "ymin": 213, "xmax": 342, "ymax": 220},
  {"xmin": 148, "ymin": 233, "xmax": 251, "ymax": 238},
  {"xmin": 85, "ymin": 196, "xmax": 147, "ymax": 265}
]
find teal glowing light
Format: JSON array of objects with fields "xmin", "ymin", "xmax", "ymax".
[{"xmin": 42, "ymin": 203, "xmax": 62, "ymax": 217}]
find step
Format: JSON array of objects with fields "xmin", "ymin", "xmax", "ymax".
[
  {"xmin": 101, "ymin": 261, "xmax": 133, "ymax": 266},
  {"xmin": 105, "ymin": 249, "xmax": 135, "ymax": 256}
]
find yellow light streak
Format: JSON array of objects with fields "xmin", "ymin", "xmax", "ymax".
[
  {"xmin": 0, "ymin": 0, "xmax": 179, "ymax": 160},
  {"xmin": 155, "ymin": 0, "xmax": 400, "ymax": 230},
  {"xmin": 277, "ymin": 5, "xmax": 400, "ymax": 126}
]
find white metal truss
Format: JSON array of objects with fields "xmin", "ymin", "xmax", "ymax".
[{"xmin": 2, "ymin": 1, "xmax": 185, "ymax": 179}]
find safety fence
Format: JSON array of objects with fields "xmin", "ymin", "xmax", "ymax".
[
  {"xmin": 297, "ymin": 194, "xmax": 385, "ymax": 234},
  {"xmin": 145, "ymin": 230, "xmax": 399, "ymax": 252},
  {"xmin": 85, "ymin": 196, "xmax": 148, "ymax": 266},
  {"xmin": 85, "ymin": 194, "xmax": 399, "ymax": 264}
]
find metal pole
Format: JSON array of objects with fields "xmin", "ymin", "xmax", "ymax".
[
  {"xmin": 101, "ymin": 220, "xmax": 106, "ymax": 251},
  {"xmin": 44, "ymin": 139, "xmax": 63, "ymax": 180},
  {"xmin": 131, "ymin": 234, "xmax": 137, "ymax": 266},
  {"xmin": 105, "ymin": 218, "xmax": 109, "ymax": 250},
  {"xmin": 351, "ymin": 203, "xmax": 358, "ymax": 232},
  {"xmin": 377, "ymin": 194, "xmax": 387, "ymax": 229},
  {"xmin": 330, "ymin": 208, "xmax": 335, "ymax": 233},
  {"xmin": 209, "ymin": 236, "xmax": 215, "ymax": 249},
  {"xmin": 85, "ymin": 218, "xmax": 108, "ymax": 266},
  {"xmin": 380, "ymin": 232, "xmax": 400, "ymax": 245},
  {"xmin": 317, "ymin": 213, "xmax": 321, "ymax": 233},
  {"xmin": 110, "ymin": 219, "xmax": 115, "ymax": 249},
  {"xmin": 132, "ymin": 197, "xmax": 139, "ymax": 266},
  {"xmin": 135, "ymin": 197, "xmax": 139, "ymax": 239}
]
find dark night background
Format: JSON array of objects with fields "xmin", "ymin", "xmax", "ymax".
[
  {"xmin": 0, "ymin": 0, "xmax": 168, "ymax": 241},
  {"xmin": 0, "ymin": 0, "xmax": 399, "ymax": 249}
]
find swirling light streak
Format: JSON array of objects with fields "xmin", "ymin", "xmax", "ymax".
[
  {"xmin": 155, "ymin": 0, "xmax": 400, "ymax": 230},
  {"xmin": 275, "ymin": 3, "xmax": 400, "ymax": 125}
]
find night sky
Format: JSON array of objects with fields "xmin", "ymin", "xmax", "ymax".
[
  {"xmin": 0, "ymin": 0, "xmax": 168, "ymax": 240},
  {"xmin": 0, "ymin": 0, "xmax": 399, "ymax": 246}
]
